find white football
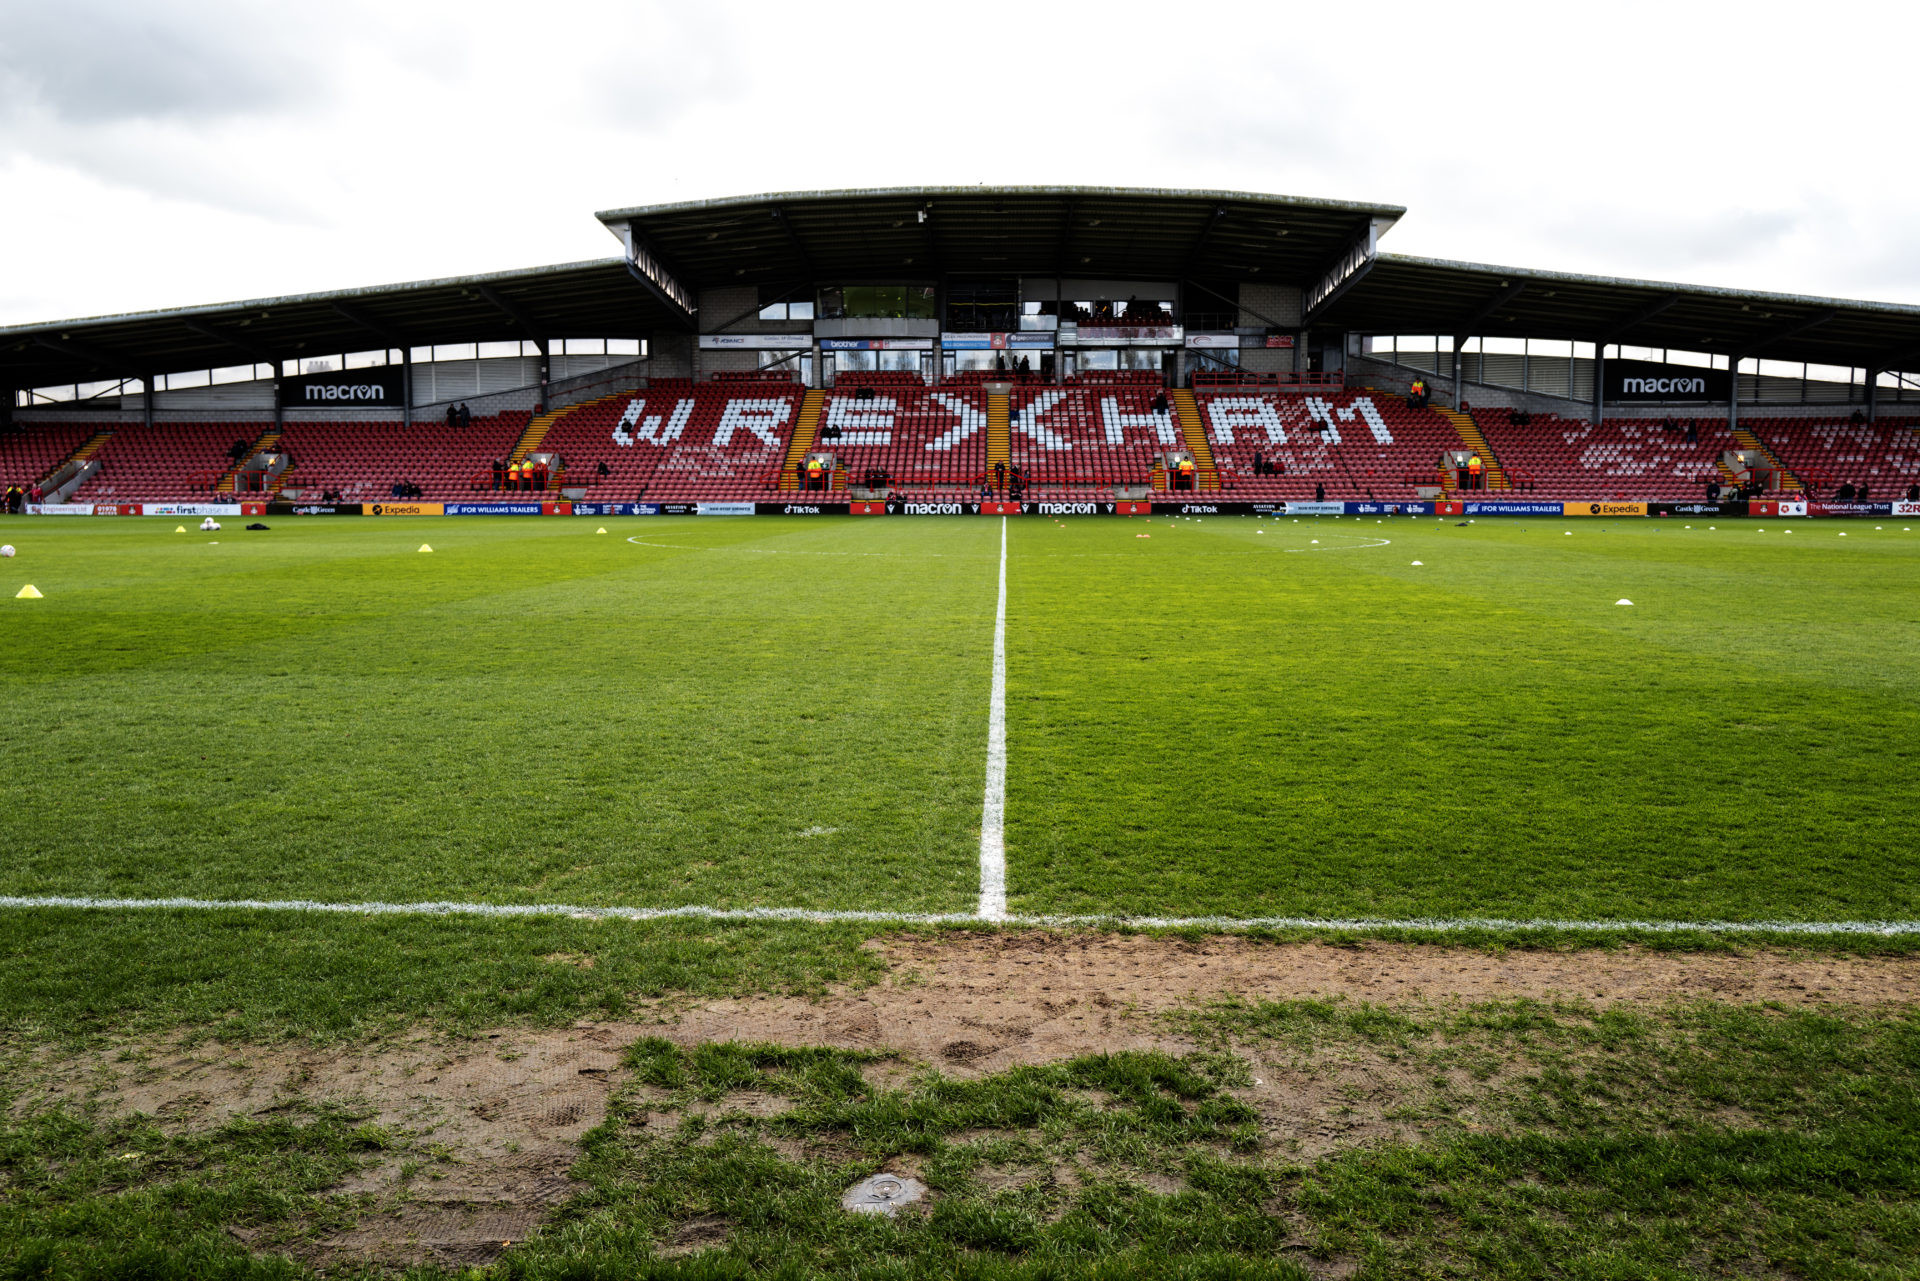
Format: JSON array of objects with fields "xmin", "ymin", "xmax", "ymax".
[{"xmin": 0, "ymin": 545, "xmax": 13, "ymax": 558}]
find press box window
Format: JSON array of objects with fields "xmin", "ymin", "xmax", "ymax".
[{"xmin": 758, "ymin": 299, "xmax": 816, "ymax": 321}]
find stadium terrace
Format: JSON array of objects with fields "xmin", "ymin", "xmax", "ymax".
[{"xmin": 3, "ymin": 185, "xmax": 1917, "ymax": 516}]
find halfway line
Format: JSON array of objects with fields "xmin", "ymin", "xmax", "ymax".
[
  {"xmin": 3, "ymin": 895, "xmax": 1918, "ymax": 937},
  {"xmin": 979, "ymin": 516, "xmax": 1009, "ymax": 920}
]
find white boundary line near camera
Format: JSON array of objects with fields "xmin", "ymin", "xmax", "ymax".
[
  {"xmin": 978, "ymin": 517, "xmax": 1009, "ymax": 920},
  {"xmin": 2, "ymin": 895, "xmax": 1917, "ymax": 937}
]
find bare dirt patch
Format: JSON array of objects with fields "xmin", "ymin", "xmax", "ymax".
[
  {"xmin": 16, "ymin": 933, "xmax": 1920, "ymax": 1270},
  {"xmin": 639, "ymin": 934, "xmax": 1920, "ymax": 1074}
]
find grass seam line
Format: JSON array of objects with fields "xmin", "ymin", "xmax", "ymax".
[
  {"xmin": 6, "ymin": 895, "xmax": 1920, "ymax": 936},
  {"xmin": 979, "ymin": 515, "xmax": 1009, "ymax": 921}
]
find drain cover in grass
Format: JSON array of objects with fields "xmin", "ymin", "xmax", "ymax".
[{"xmin": 842, "ymin": 1173, "xmax": 926, "ymax": 1215}]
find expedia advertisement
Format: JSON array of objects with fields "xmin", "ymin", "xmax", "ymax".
[
  {"xmin": 362, "ymin": 502, "xmax": 444, "ymax": 516},
  {"xmin": 1564, "ymin": 501, "xmax": 1648, "ymax": 516},
  {"xmin": 1602, "ymin": 359, "xmax": 1731, "ymax": 403},
  {"xmin": 283, "ymin": 367, "xmax": 406, "ymax": 406}
]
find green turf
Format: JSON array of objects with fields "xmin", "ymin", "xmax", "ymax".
[
  {"xmin": 2, "ymin": 512, "xmax": 1917, "ymax": 933},
  {"xmin": 0, "ymin": 516, "xmax": 996, "ymax": 914},
  {"xmin": 1006, "ymin": 513, "xmax": 1920, "ymax": 923}
]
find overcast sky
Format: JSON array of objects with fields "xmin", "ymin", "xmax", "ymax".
[{"xmin": 1, "ymin": 0, "xmax": 1914, "ymax": 328}]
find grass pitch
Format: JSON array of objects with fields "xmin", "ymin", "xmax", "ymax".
[{"xmin": 2, "ymin": 512, "xmax": 1916, "ymax": 935}]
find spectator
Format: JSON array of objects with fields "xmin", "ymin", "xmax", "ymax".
[
  {"xmin": 596, "ymin": 460, "xmax": 609, "ymax": 477},
  {"xmin": 1685, "ymin": 419, "xmax": 1699, "ymax": 445},
  {"xmin": 1151, "ymin": 389, "xmax": 1169, "ymax": 413},
  {"xmin": 1315, "ymin": 482, "xmax": 1325, "ymax": 502},
  {"xmin": 1839, "ymin": 482, "xmax": 1856, "ymax": 500},
  {"xmin": 445, "ymin": 403, "xmax": 458, "ymax": 429},
  {"xmin": 1858, "ymin": 484, "xmax": 1871, "ymax": 501},
  {"xmin": 228, "ymin": 438, "xmax": 250, "ymax": 462},
  {"xmin": 491, "ymin": 458, "xmax": 505, "ymax": 490},
  {"xmin": 459, "ymin": 403, "xmax": 471, "ymax": 429}
]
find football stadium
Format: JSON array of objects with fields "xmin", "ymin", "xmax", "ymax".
[{"xmin": 3, "ymin": 183, "xmax": 1919, "ymax": 1279}]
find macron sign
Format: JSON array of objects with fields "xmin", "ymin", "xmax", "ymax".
[
  {"xmin": 1603, "ymin": 359, "xmax": 1731, "ymax": 403},
  {"xmin": 283, "ymin": 368, "xmax": 405, "ymax": 406}
]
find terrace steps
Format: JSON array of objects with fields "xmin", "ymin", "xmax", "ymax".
[
  {"xmin": 1169, "ymin": 389, "xmax": 1220, "ymax": 490},
  {"xmin": 1730, "ymin": 426, "xmax": 1803, "ymax": 491},
  {"xmin": 1437, "ymin": 407, "xmax": 1510, "ymax": 490},
  {"xmin": 512, "ymin": 394, "xmax": 624, "ymax": 466},
  {"xmin": 986, "ymin": 391, "xmax": 1011, "ymax": 483},
  {"xmin": 40, "ymin": 429, "xmax": 114, "ymax": 486},
  {"xmin": 215, "ymin": 428, "xmax": 281, "ymax": 494},
  {"xmin": 780, "ymin": 389, "xmax": 826, "ymax": 491}
]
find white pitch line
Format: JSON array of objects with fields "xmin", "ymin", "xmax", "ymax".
[
  {"xmin": 3, "ymin": 895, "xmax": 1918, "ymax": 937},
  {"xmin": 978, "ymin": 516, "xmax": 1009, "ymax": 920}
]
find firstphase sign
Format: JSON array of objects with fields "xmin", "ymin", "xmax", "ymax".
[
  {"xmin": 1603, "ymin": 359, "xmax": 1732, "ymax": 403},
  {"xmin": 283, "ymin": 367, "xmax": 406, "ymax": 405}
]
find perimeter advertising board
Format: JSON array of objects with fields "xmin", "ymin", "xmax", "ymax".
[
  {"xmin": 755, "ymin": 502, "xmax": 847, "ymax": 515},
  {"xmin": 148, "ymin": 502, "xmax": 251, "ymax": 516},
  {"xmin": 1808, "ymin": 502, "xmax": 1892, "ymax": 517},
  {"xmin": 1897, "ymin": 502, "xmax": 1920, "ymax": 517},
  {"xmin": 444, "ymin": 503, "xmax": 545, "ymax": 515},
  {"xmin": 1748, "ymin": 500, "xmax": 1808, "ymax": 516},
  {"xmin": 362, "ymin": 502, "xmax": 444, "ymax": 516},
  {"xmin": 1563, "ymin": 502, "xmax": 1648, "ymax": 516},
  {"xmin": 1463, "ymin": 502, "xmax": 1563, "ymax": 515}
]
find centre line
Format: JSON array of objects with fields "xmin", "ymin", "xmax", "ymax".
[{"xmin": 978, "ymin": 516, "xmax": 1009, "ymax": 920}]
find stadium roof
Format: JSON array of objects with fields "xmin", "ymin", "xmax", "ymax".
[
  {"xmin": 0, "ymin": 258, "xmax": 676, "ymax": 394},
  {"xmin": 1314, "ymin": 254, "xmax": 1920, "ymax": 371},
  {"xmin": 594, "ymin": 185, "xmax": 1406, "ymax": 289},
  {"xmin": 5, "ymin": 185, "xmax": 1920, "ymax": 394}
]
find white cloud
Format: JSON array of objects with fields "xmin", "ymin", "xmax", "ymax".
[{"xmin": 3, "ymin": 0, "xmax": 1918, "ymax": 327}]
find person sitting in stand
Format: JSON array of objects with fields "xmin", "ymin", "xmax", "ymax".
[
  {"xmin": 596, "ymin": 460, "xmax": 609, "ymax": 477},
  {"xmin": 1151, "ymin": 389, "xmax": 1169, "ymax": 413}
]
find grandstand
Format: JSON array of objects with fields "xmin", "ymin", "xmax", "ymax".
[{"xmin": 3, "ymin": 186, "xmax": 1918, "ymax": 510}]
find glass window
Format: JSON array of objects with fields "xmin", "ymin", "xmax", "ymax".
[
  {"xmin": 819, "ymin": 285, "xmax": 935, "ymax": 320},
  {"xmin": 759, "ymin": 303, "xmax": 787, "ymax": 321},
  {"xmin": 1076, "ymin": 350, "xmax": 1119, "ymax": 371},
  {"xmin": 878, "ymin": 349, "xmax": 921, "ymax": 372},
  {"xmin": 789, "ymin": 300, "xmax": 815, "ymax": 321}
]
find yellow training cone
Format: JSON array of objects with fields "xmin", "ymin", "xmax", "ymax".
[
  {"xmin": 596, "ymin": 527, "xmax": 607, "ymax": 534},
  {"xmin": 418, "ymin": 544, "xmax": 433, "ymax": 553},
  {"xmin": 16, "ymin": 585, "xmax": 42, "ymax": 598},
  {"xmin": 176, "ymin": 526, "xmax": 187, "ymax": 533}
]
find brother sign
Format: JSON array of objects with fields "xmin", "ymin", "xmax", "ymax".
[
  {"xmin": 282, "ymin": 368, "xmax": 406, "ymax": 406},
  {"xmin": 1603, "ymin": 359, "xmax": 1732, "ymax": 404}
]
